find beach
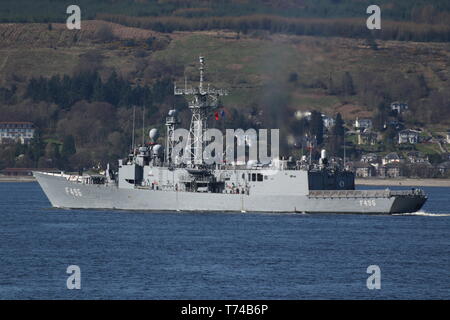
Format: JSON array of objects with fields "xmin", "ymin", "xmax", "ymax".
[{"xmin": 0, "ymin": 176, "xmax": 36, "ymax": 183}]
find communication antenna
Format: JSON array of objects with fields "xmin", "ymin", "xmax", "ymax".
[
  {"xmin": 142, "ymin": 104, "xmax": 145, "ymax": 146},
  {"xmin": 131, "ymin": 105, "xmax": 136, "ymax": 152},
  {"xmin": 343, "ymin": 134, "xmax": 346, "ymax": 169}
]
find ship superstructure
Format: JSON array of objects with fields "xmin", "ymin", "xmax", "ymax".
[{"xmin": 34, "ymin": 57, "xmax": 427, "ymax": 214}]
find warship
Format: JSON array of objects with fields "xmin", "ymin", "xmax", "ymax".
[{"xmin": 34, "ymin": 57, "xmax": 427, "ymax": 214}]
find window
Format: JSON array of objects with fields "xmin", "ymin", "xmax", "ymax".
[
  {"xmin": 257, "ymin": 173, "xmax": 263, "ymax": 182},
  {"xmin": 251, "ymin": 173, "xmax": 256, "ymax": 181}
]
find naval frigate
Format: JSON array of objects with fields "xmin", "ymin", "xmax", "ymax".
[{"xmin": 34, "ymin": 57, "xmax": 427, "ymax": 214}]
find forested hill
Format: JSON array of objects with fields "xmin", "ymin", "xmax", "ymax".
[
  {"xmin": 0, "ymin": 1, "xmax": 450, "ymax": 172},
  {"xmin": 1, "ymin": 0, "xmax": 450, "ymax": 42}
]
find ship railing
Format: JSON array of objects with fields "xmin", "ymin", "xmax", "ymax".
[
  {"xmin": 178, "ymin": 175, "xmax": 213, "ymax": 183},
  {"xmin": 308, "ymin": 189, "xmax": 425, "ymax": 198},
  {"xmin": 388, "ymin": 189, "xmax": 425, "ymax": 197},
  {"xmin": 308, "ymin": 190, "xmax": 391, "ymax": 198}
]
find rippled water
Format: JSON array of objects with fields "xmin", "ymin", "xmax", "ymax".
[{"xmin": 0, "ymin": 182, "xmax": 449, "ymax": 299}]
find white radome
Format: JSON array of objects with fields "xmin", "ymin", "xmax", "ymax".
[{"xmin": 149, "ymin": 128, "xmax": 159, "ymax": 141}]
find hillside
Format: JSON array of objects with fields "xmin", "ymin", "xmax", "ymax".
[{"xmin": 0, "ymin": 20, "xmax": 449, "ymax": 171}]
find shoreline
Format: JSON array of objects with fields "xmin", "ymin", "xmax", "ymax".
[
  {"xmin": 0, "ymin": 176, "xmax": 36, "ymax": 183},
  {"xmin": 356, "ymin": 178, "xmax": 450, "ymax": 187}
]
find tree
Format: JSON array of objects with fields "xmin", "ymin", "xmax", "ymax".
[
  {"xmin": 341, "ymin": 72, "xmax": 355, "ymax": 96},
  {"xmin": 28, "ymin": 131, "xmax": 45, "ymax": 168},
  {"xmin": 61, "ymin": 135, "xmax": 76, "ymax": 159},
  {"xmin": 329, "ymin": 113, "xmax": 345, "ymax": 156},
  {"xmin": 333, "ymin": 113, "xmax": 345, "ymax": 138},
  {"xmin": 372, "ymin": 102, "xmax": 388, "ymax": 131},
  {"xmin": 310, "ymin": 110, "xmax": 324, "ymax": 145}
]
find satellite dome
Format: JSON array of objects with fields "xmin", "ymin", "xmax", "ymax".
[
  {"xmin": 149, "ymin": 128, "xmax": 159, "ymax": 141},
  {"xmin": 152, "ymin": 144, "xmax": 162, "ymax": 155}
]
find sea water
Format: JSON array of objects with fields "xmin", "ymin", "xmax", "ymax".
[{"xmin": 0, "ymin": 182, "xmax": 449, "ymax": 299}]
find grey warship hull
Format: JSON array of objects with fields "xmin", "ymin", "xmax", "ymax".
[
  {"xmin": 34, "ymin": 172, "xmax": 426, "ymax": 214},
  {"xmin": 33, "ymin": 57, "xmax": 428, "ymax": 215}
]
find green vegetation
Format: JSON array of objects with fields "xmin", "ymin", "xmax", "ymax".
[
  {"xmin": 1, "ymin": 1, "xmax": 450, "ymax": 42},
  {"xmin": 2, "ymin": 0, "xmax": 450, "ymax": 22},
  {"xmin": 0, "ymin": 4, "xmax": 450, "ymax": 171}
]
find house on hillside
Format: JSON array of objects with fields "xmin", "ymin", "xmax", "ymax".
[
  {"xmin": 406, "ymin": 151, "xmax": 429, "ymax": 164},
  {"xmin": 0, "ymin": 122, "xmax": 35, "ymax": 145},
  {"xmin": 384, "ymin": 120, "xmax": 404, "ymax": 131},
  {"xmin": 352, "ymin": 162, "xmax": 376, "ymax": 178},
  {"xmin": 378, "ymin": 163, "xmax": 402, "ymax": 178},
  {"xmin": 322, "ymin": 114, "xmax": 335, "ymax": 130},
  {"xmin": 437, "ymin": 161, "xmax": 450, "ymax": 176},
  {"xmin": 382, "ymin": 152, "xmax": 402, "ymax": 165},
  {"xmin": 294, "ymin": 110, "xmax": 312, "ymax": 120},
  {"xmin": 354, "ymin": 118, "xmax": 372, "ymax": 131},
  {"xmin": 398, "ymin": 129, "xmax": 420, "ymax": 144},
  {"xmin": 357, "ymin": 131, "xmax": 378, "ymax": 145},
  {"xmin": 390, "ymin": 102, "xmax": 409, "ymax": 115},
  {"xmin": 361, "ymin": 153, "xmax": 379, "ymax": 164}
]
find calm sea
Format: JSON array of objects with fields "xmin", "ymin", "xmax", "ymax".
[{"xmin": 0, "ymin": 182, "xmax": 449, "ymax": 299}]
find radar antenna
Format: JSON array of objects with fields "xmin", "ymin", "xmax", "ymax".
[{"xmin": 174, "ymin": 56, "xmax": 228, "ymax": 166}]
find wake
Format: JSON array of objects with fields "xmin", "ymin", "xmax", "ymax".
[{"xmin": 394, "ymin": 210, "xmax": 450, "ymax": 217}]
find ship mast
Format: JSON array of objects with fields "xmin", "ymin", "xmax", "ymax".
[{"xmin": 174, "ymin": 56, "xmax": 228, "ymax": 166}]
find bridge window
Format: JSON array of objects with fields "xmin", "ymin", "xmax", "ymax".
[
  {"xmin": 251, "ymin": 173, "xmax": 256, "ymax": 181},
  {"xmin": 257, "ymin": 173, "xmax": 263, "ymax": 182}
]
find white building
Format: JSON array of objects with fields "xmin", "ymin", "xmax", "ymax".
[
  {"xmin": 322, "ymin": 115, "xmax": 335, "ymax": 129},
  {"xmin": 354, "ymin": 118, "xmax": 372, "ymax": 130},
  {"xmin": 398, "ymin": 129, "xmax": 420, "ymax": 144},
  {"xmin": 382, "ymin": 152, "xmax": 401, "ymax": 165},
  {"xmin": 0, "ymin": 122, "xmax": 35, "ymax": 144},
  {"xmin": 294, "ymin": 110, "xmax": 312, "ymax": 121},
  {"xmin": 390, "ymin": 102, "xmax": 409, "ymax": 114}
]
